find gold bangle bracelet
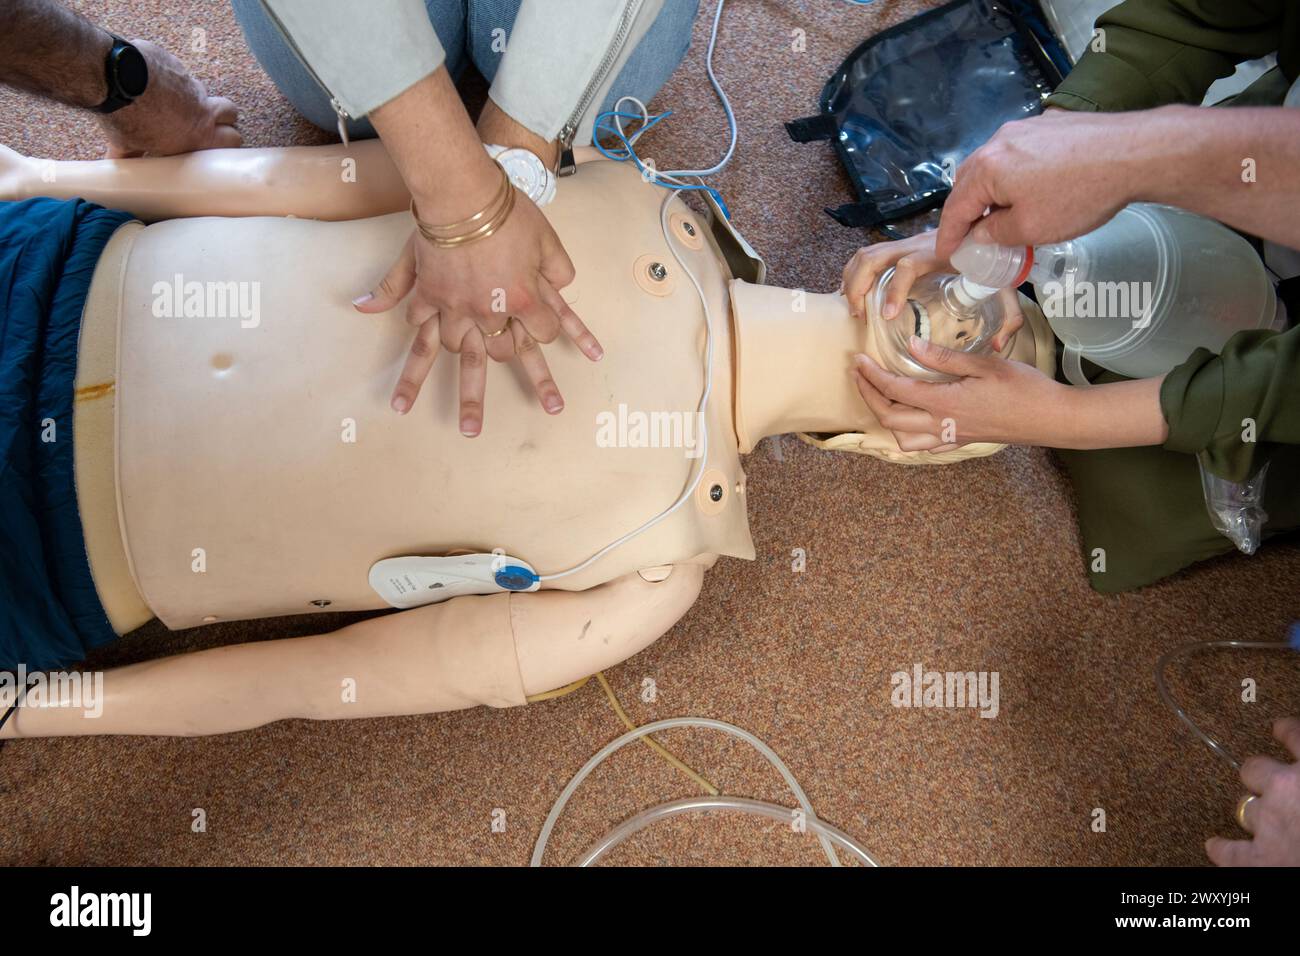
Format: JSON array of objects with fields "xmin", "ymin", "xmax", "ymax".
[
  {"xmin": 419, "ymin": 184, "xmax": 517, "ymax": 248},
  {"xmin": 410, "ymin": 163, "xmax": 514, "ymax": 244},
  {"xmin": 411, "ymin": 161, "xmax": 508, "ymax": 234}
]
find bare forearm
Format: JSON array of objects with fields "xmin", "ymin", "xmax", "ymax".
[
  {"xmin": 1135, "ymin": 106, "xmax": 1300, "ymax": 249},
  {"xmin": 1, "ymin": 137, "xmax": 599, "ymax": 222},
  {"xmin": 1058, "ymin": 376, "xmax": 1169, "ymax": 450},
  {"xmin": 0, "ymin": 641, "xmax": 311, "ymax": 737},
  {"xmin": 369, "ymin": 66, "xmax": 501, "ymax": 220},
  {"xmin": 0, "ymin": 0, "xmax": 111, "ymax": 108}
]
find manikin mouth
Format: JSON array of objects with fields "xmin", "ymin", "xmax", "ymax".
[{"xmin": 909, "ymin": 300, "xmax": 930, "ymax": 341}]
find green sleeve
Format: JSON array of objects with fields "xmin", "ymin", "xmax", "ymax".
[
  {"xmin": 1160, "ymin": 324, "xmax": 1300, "ymax": 483},
  {"xmin": 1043, "ymin": 0, "xmax": 1287, "ymax": 112}
]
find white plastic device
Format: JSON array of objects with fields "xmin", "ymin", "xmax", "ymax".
[{"xmin": 368, "ymin": 553, "xmax": 541, "ymax": 609}]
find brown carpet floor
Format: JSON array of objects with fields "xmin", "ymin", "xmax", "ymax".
[{"xmin": 2, "ymin": 0, "xmax": 1298, "ymax": 867}]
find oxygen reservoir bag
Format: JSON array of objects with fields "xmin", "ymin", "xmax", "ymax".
[{"xmin": 786, "ymin": 0, "xmax": 1065, "ymax": 236}]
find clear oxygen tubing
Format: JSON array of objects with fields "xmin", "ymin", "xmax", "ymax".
[
  {"xmin": 530, "ymin": 717, "xmax": 873, "ymax": 867},
  {"xmin": 574, "ymin": 796, "xmax": 878, "ymax": 867},
  {"xmin": 535, "ymin": 189, "xmax": 714, "ymax": 583},
  {"xmin": 1154, "ymin": 639, "xmax": 1295, "ymax": 770}
]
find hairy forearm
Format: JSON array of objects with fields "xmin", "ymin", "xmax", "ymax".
[
  {"xmin": 0, "ymin": 0, "xmax": 111, "ymax": 108},
  {"xmin": 1058, "ymin": 376, "xmax": 1169, "ymax": 449},
  {"xmin": 1134, "ymin": 105, "xmax": 1300, "ymax": 249}
]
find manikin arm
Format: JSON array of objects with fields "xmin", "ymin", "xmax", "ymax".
[
  {"xmin": 0, "ymin": 141, "xmax": 602, "ymax": 223},
  {"xmin": 0, "ymin": 565, "xmax": 704, "ymax": 738},
  {"xmin": 0, "ymin": 140, "xmax": 406, "ymax": 222}
]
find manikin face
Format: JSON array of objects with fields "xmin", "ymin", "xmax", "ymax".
[
  {"xmin": 868, "ymin": 270, "xmax": 1004, "ymax": 382},
  {"xmin": 907, "ymin": 296, "xmax": 982, "ymax": 350}
]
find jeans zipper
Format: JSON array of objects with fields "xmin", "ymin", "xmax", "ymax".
[
  {"xmin": 260, "ymin": 2, "xmax": 354, "ymax": 146},
  {"xmin": 557, "ymin": 0, "xmax": 643, "ymax": 176}
]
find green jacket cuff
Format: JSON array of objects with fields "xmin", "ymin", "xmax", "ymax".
[
  {"xmin": 1160, "ymin": 347, "xmax": 1222, "ymax": 459},
  {"xmin": 1047, "ymin": 52, "xmax": 1172, "ymax": 113},
  {"xmin": 1042, "ymin": 90, "xmax": 1101, "ymax": 112},
  {"xmin": 1160, "ymin": 328, "xmax": 1297, "ymax": 484}
]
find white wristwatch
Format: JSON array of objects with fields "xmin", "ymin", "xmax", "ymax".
[{"xmin": 484, "ymin": 144, "xmax": 557, "ymax": 207}]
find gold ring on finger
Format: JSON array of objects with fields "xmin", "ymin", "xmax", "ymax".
[{"xmin": 1235, "ymin": 794, "xmax": 1257, "ymax": 832}]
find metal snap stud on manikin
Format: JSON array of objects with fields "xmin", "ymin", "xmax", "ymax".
[{"xmin": 648, "ymin": 262, "xmax": 668, "ymax": 281}]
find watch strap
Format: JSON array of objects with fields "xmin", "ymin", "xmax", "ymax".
[{"xmin": 93, "ymin": 34, "xmax": 142, "ymax": 115}]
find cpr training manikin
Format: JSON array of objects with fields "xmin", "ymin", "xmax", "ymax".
[{"xmin": 0, "ymin": 140, "xmax": 1054, "ymax": 738}]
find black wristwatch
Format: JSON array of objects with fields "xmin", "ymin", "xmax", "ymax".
[{"xmin": 93, "ymin": 34, "xmax": 148, "ymax": 114}]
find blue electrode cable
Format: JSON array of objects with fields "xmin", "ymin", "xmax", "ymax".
[{"xmin": 591, "ymin": 0, "xmax": 737, "ymax": 212}]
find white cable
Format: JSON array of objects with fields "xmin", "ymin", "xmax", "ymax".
[
  {"xmin": 603, "ymin": 0, "xmax": 737, "ymax": 189},
  {"xmin": 537, "ymin": 190, "xmax": 713, "ymax": 582},
  {"xmin": 609, "ymin": 95, "xmax": 656, "ymax": 147},
  {"xmin": 531, "ymin": 717, "xmax": 860, "ymax": 866},
  {"xmin": 660, "ymin": 0, "xmax": 737, "ymax": 179},
  {"xmin": 536, "ymin": 0, "xmax": 736, "ymax": 583},
  {"xmin": 575, "ymin": 796, "xmax": 878, "ymax": 867}
]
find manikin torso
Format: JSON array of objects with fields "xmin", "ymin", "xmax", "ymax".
[
  {"xmin": 0, "ymin": 148, "xmax": 1060, "ymax": 736},
  {"xmin": 77, "ymin": 159, "xmax": 1052, "ymax": 634},
  {"xmin": 84, "ymin": 161, "xmax": 751, "ymax": 630}
]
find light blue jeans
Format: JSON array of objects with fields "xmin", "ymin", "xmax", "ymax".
[{"xmin": 231, "ymin": 0, "xmax": 700, "ymax": 140}]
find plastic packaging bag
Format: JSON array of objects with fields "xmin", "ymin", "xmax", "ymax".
[
  {"xmin": 785, "ymin": 0, "xmax": 1065, "ymax": 236},
  {"xmin": 1198, "ymin": 456, "xmax": 1269, "ymax": 555}
]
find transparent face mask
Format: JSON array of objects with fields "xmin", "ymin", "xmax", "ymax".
[{"xmin": 866, "ymin": 269, "xmax": 1006, "ymax": 382}]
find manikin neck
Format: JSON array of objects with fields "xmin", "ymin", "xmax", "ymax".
[{"xmin": 729, "ymin": 281, "xmax": 871, "ymax": 453}]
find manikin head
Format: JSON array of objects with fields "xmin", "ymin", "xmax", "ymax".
[{"xmin": 727, "ymin": 275, "xmax": 1053, "ymax": 465}]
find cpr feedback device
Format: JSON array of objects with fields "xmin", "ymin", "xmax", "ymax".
[{"xmin": 369, "ymin": 554, "xmax": 542, "ymax": 609}]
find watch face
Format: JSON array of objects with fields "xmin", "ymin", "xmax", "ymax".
[
  {"xmin": 113, "ymin": 43, "xmax": 149, "ymax": 99},
  {"xmin": 495, "ymin": 148, "xmax": 550, "ymax": 204}
]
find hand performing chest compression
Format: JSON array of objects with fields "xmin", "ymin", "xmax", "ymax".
[{"xmin": 349, "ymin": 69, "xmax": 603, "ymax": 438}]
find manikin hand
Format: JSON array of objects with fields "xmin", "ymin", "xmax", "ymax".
[
  {"xmin": 841, "ymin": 231, "xmax": 1022, "ymax": 351},
  {"xmin": 95, "ymin": 39, "xmax": 240, "ymax": 157},
  {"xmin": 1208, "ymin": 717, "xmax": 1300, "ymax": 867},
  {"xmin": 934, "ymin": 109, "xmax": 1145, "ymax": 261}
]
